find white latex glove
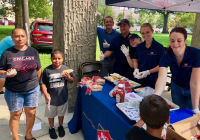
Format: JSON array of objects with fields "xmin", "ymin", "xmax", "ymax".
[
  {"xmin": 193, "ymin": 108, "xmax": 200, "ymax": 114},
  {"xmin": 138, "ymin": 70, "xmax": 150, "ymax": 79},
  {"xmin": 103, "ymin": 40, "xmax": 110, "ymax": 48},
  {"xmin": 100, "ymin": 51, "xmax": 104, "ymax": 60},
  {"xmin": 133, "ymin": 69, "xmax": 140, "ymax": 78},
  {"xmin": 120, "ymin": 45, "xmax": 129, "ymax": 56}
]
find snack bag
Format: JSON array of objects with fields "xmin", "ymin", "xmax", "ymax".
[
  {"xmin": 92, "ymin": 76, "xmax": 105, "ymax": 85},
  {"xmin": 78, "ymin": 77, "xmax": 103, "ymax": 95}
]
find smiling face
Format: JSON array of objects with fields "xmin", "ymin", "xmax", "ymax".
[
  {"xmin": 104, "ymin": 17, "xmax": 114, "ymax": 30},
  {"xmin": 12, "ymin": 29, "xmax": 27, "ymax": 48},
  {"xmin": 170, "ymin": 32, "xmax": 187, "ymax": 55},
  {"xmin": 140, "ymin": 26, "xmax": 153, "ymax": 42},
  {"xmin": 120, "ymin": 23, "xmax": 130, "ymax": 35},
  {"xmin": 129, "ymin": 38, "xmax": 141, "ymax": 48},
  {"xmin": 51, "ymin": 54, "xmax": 64, "ymax": 69}
]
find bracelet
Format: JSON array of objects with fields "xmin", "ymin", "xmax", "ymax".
[{"xmin": 1, "ymin": 72, "xmax": 7, "ymax": 77}]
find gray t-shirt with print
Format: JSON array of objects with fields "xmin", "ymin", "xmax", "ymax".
[{"xmin": 40, "ymin": 65, "xmax": 73, "ymax": 106}]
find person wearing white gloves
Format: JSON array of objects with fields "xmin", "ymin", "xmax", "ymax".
[
  {"xmin": 101, "ymin": 19, "xmax": 135, "ymax": 80},
  {"xmin": 97, "ymin": 15, "xmax": 120, "ymax": 76},
  {"xmin": 154, "ymin": 27, "xmax": 200, "ymax": 113},
  {"xmin": 132, "ymin": 23, "xmax": 165, "ymax": 88},
  {"xmin": 121, "ymin": 34, "xmax": 142, "ymax": 74}
]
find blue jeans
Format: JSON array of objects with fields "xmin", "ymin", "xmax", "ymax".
[
  {"xmin": 171, "ymin": 81, "xmax": 199, "ymax": 110},
  {"xmin": 100, "ymin": 58, "xmax": 115, "ymax": 76},
  {"xmin": 4, "ymin": 85, "xmax": 40, "ymax": 112}
]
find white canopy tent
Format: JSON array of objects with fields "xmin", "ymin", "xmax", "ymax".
[
  {"xmin": 105, "ymin": 0, "xmax": 200, "ymax": 48},
  {"xmin": 106, "ymin": 0, "xmax": 200, "ymax": 13}
]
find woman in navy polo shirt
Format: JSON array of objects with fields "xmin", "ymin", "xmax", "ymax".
[
  {"xmin": 154, "ymin": 27, "xmax": 200, "ymax": 113},
  {"xmin": 132, "ymin": 23, "xmax": 165, "ymax": 88}
]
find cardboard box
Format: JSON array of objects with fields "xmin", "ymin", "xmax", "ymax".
[{"xmin": 166, "ymin": 114, "xmax": 200, "ymax": 140}]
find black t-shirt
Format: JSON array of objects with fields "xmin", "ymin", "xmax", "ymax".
[
  {"xmin": 40, "ymin": 65, "xmax": 73, "ymax": 106},
  {"xmin": 125, "ymin": 126, "xmax": 163, "ymax": 140},
  {"xmin": 108, "ymin": 33, "xmax": 134, "ymax": 80},
  {"xmin": 0, "ymin": 47, "xmax": 41, "ymax": 92}
]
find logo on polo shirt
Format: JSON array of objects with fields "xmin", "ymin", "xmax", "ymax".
[
  {"xmin": 148, "ymin": 52, "xmax": 156, "ymax": 55},
  {"xmin": 182, "ymin": 63, "xmax": 191, "ymax": 67}
]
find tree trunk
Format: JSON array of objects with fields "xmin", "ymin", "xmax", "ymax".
[
  {"xmin": 191, "ymin": 13, "xmax": 200, "ymax": 49},
  {"xmin": 53, "ymin": 0, "xmax": 98, "ymax": 112},
  {"xmin": 15, "ymin": 0, "xmax": 23, "ymax": 28},
  {"xmin": 162, "ymin": 12, "xmax": 168, "ymax": 33}
]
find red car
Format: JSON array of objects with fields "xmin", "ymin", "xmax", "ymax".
[
  {"xmin": 30, "ymin": 21, "xmax": 53, "ymax": 47},
  {"xmin": 8, "ymin": 20, "xmax": 15, "ymax": 25}
]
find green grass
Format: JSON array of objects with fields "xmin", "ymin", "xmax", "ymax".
[
  {"xmin": 95, "ymin": 31, "xmax": 192, "ymax": 61},
  {"xmin": 39, "ymin": 53, "xmax": 51, "ymax": 71},
  {"xmin": 129, "ymin": 31, "xmax": 192, "ymax": 47},
  {"xmin": 0, "ymin": 25, "xmax": 14, "ymax": 41},
  {"xmin": 0, "ymin": 26, "xmax": 51, "ymax": 71},
  {"xmin": 0, "ymin": 26, "xmax": 193, "ymax": 70}
]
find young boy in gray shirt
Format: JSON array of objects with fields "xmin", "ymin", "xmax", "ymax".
[{"xmin": 40, "ymin": 49, "xmax": 74, "ymax": 139}]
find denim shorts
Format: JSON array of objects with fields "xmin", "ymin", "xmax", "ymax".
[{"xmin": 4, "ymin": 85, "xmax": 40, "ymax": 112}]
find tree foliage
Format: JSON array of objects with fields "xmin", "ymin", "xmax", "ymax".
[
  {"xmin": 98, "ymin": 2, "xmax": 115, "ymax": 27},
  {"xmin": 116, "ymin": 13, "xmax": 123, "ymax": 26},
  {"xmin": 1, "ymin": 0, "xmax": 53, "ymax": 20},
  {"xmin": 28, "ymin": 0, "xmax": 53, "ymax": 19},
  {"xmin": 127, "ymin": 11, "xmax": 134, "ymax": 27},
  {"xmin": 168, "ymin": 13, "xmax": 195, "ymax": 28},
  {"xmin": 0, "ymin": 5, "xmax": 6, "ymax": 17},
  {"xmin": 134, "ymin": 9, "xmax": 157, "ymax": 26}
]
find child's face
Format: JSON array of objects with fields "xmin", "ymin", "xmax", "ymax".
[
  {"xmin": 51, "ymin": 54, "xmax": 63, "ymax": 68},
  {"xmin": 129, "ymin": 38, "xmax": 140, "ymax": 48}
]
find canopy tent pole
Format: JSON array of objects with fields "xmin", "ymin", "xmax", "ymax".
[
  {"xmin": 104, "ymin": 5, "xmax": 108, "ymax": 28},
  {"xmin": 105, "ymin": 5, "xmax": 108, "ymax": 18}
]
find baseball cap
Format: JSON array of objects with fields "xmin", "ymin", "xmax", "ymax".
[
  {"xmin": 117, "ymin": 19, "xmax": 130, "ymax": 26},
  {"xmin": 128, "ymin": 34, "xmax": 140, "ymax": 40}
]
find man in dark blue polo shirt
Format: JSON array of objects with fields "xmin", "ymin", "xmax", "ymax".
[
  {"xmin": 97, "ymin": 16, "xmax": 120, "ymax": 76},
  {"xmin": 100, "ymin": 19, "xmax": 134, "ymax": 79}
]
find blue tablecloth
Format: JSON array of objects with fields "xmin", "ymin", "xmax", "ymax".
[
  {"xmin": 68, "ymin": 82, "xmax": 135, "ymax": 140},
  {"xmin": 68, "ymin": 82, "xmax": 194, "ymax": 140}
]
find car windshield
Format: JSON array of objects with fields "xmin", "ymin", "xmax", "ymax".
[{"xmin": 37, "ymin": 23, "xmax": 53, "ymax": 31}]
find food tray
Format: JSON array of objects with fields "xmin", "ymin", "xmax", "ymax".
[
  {"xmin": 127, "ymin": 80, "xmax": 141, "ymax": 88},
  {"xmin": 163, "ymin": 97, "xmax": 180, "ymax": 111},
  {"xmin": 116, "ymin": 102, "xmax": 140, "ymax": 121},
  {"xmin": 125, "ymin": 92, "xmax": 143, "ymax": 102},
  {"xmin": 104, "ymin": 76, "xmax": 116, "ymax": 85}
]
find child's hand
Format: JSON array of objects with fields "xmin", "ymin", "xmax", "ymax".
[
  {"xmin": 44, "ymin": 93, "xmax": 50, "ymax": 104},
  {"xmin": 62, "ymin": 72, "xmax": 71, "ymax": 80}
]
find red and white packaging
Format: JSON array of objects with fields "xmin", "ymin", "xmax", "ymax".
[
  {"xmin": 115, "ymin": 84, "xmax": 126, "ymax": 104},
  {"xmin": 92, "ymin": 76, "xmax": 105, "ymax": 85},
  {"xmin": 117, "ymin": 81, "xmax": 132, "ymax": 93},
  {"xmin": 77, "ymin": 77, "xmax": 103, "ymax": 95}
]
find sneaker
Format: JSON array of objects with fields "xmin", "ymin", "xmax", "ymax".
[
  {"xmin": 49, "ymin": 128, "xmax": 58, "ymax": 139},
  {"xmin": 0, "ymin": 91, "xmax": 4, "ymax": 94},
  {"xmin": 58, "ymin": 126, "xmax": 65, "ymax": 137}
]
